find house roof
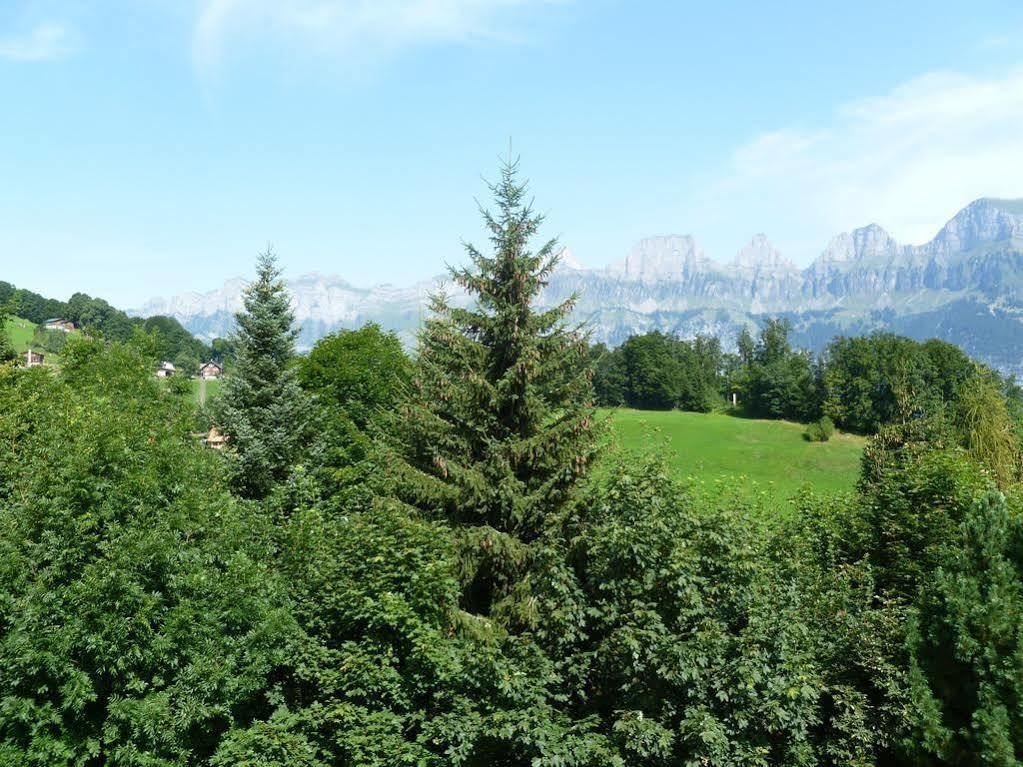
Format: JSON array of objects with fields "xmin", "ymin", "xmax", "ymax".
[
  {"xmin": 205, "ymin": 426, "xmax": 228, "ymax": 445},
  {"xmin": 159, "ymin": 361, "xmax": 176, "ymax": 370}
]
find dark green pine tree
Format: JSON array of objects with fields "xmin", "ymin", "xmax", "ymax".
[
  {"xmin": 906, "ymin": 491, "xmax": 1023, "ymax": 765},
  {"xmin": 383, "ymin": 157, "xmax": 600, "ymax": 631},
  {"xmin": 216, "ymin": 249, "xmax": 310, "ymax": 499}
]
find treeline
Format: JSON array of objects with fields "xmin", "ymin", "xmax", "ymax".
[
  {"xmin": 593, "ymin": 318, "xmax": 1023, "ymax": 438},
  {"xmin": 0, "ymin": 280, "xmax": 227, "ymax": 371},
  {"xmin": 2, "ymin": 162, "xmax": 1022, "ymax": 765},
  {"xmin": 591, "ymin": 332, "xmax": 725, "ymax": 411}
]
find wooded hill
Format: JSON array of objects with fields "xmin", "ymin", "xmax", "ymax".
[{"xmin": 0, "ymin": 280, "xmax": 228, "ymax": 372}]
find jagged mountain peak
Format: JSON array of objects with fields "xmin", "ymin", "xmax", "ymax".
[
  {"xmin": 555, "ymin": 246, "xmax": 584, "ymax": 271},
  {"xmin": 608, "ymin": 234, "xmax": 714, "ymax": 282},
  {"xmin": 968, "ymin": 197, "xmax": 1023, "ymax": 216},
  {"xmin": 732, "ymin": 234, "xmax": 796, "ymax": 272},
  {"xmin": 291, "ymin": 271, "xmax": 357, "ymax": 289},
  {"xmin": 813, "ymin": 223, "xmax": 903, "ymax": 266},
  {"xmin": 926, "ymin": 197, "xmax": 1023, "ymax": 257}
]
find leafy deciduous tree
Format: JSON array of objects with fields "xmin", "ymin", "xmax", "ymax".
[
  {"xmin": 298, "ymin": 323, "xmax": 411, "ymax": 429},
  {"xmin": 0, "ymin": 336, "xmax": 293, "ymax": 766}
]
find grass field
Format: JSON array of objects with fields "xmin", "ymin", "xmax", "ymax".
[
  {"xmin": 3, "ymin": 317, "xmax": 36, "ymax": 354},
  {"xmin": 4, "ymin": 316, "xmax": 67, "ymax": 366},
  {"xmin": 605, "ymin": 408, "xmax": 865, "ymax": 507},
  {"xmin": 191, "ymin": 377, "xmax": 221, "ymax": 404}
]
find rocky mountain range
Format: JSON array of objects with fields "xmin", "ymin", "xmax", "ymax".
[{"xmin": 136, "ymin": 198, "xmax": 1023, "ymax": 376}]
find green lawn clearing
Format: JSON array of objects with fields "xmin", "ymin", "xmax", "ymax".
[
  {"xmin": 3, "ymin": 316, "xmax": 35, "ymax": 353},
  {"xmin": 604, "ymin": 408, "xmax": 865, "ymax": 508}
]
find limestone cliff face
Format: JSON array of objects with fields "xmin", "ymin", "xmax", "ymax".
[{"xmin": 136, "ymin": 198, "xmax": 1023, "ymax": 376}]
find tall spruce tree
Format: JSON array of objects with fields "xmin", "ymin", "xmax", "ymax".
[
  {"xmin": 216, "ymin": 250, "xmax": 309, "ymax": 499},
  {"xmin": 383, "ymin": 157, "xmax": 600, "ymax": 630}
]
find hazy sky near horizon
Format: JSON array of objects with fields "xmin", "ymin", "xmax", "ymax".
[{"xmin": 3, "ymin": 0, "xmax": 1023, "ymax": 306}]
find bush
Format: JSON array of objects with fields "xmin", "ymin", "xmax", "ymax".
[
  {"xmin": 0, "ymin": 337, "xmax": 295, "ymax": 764},
  {"xmin": 550, "ymin": 457, "xmax": 849, "ymax": 764},
  {"xmin": 30, "ymin": 326, "xmax": 68, "ymax": 355},
  {"xmin": 804, "ymin": 415, "xmax": 835, "ymax": 442}
]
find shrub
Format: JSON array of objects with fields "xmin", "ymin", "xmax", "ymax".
[
  {"xmin": 552, "ymin": 457, "xmax": 847, "ymax": 765},
  {"xmin": 804, "ymin": 415, "xmax": 836, "ymax": 442}
]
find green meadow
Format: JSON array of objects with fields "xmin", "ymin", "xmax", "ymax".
[
  {"xmin": 191, "ymin": 376, "xmax": 221, "ymax": 404},
  {"xmin": 3, "ymin": 317, "xmax": 35, "ymax": 354},
  {"xmin": 604, "ymin": 408, "xmax": 865, "ymax": 508},
  {"xmin": 4, "ymin": 316, "xmax": 70, "ymax": 366}
]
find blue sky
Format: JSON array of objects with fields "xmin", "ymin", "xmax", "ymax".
[{"xmin": 2, "ymin": 0, "xmax": 1023, "ymax": 307}]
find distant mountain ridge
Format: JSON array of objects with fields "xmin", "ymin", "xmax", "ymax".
[{"xmin": 136, "ymin": 198, "xmax": 1023, "ymax": 376}]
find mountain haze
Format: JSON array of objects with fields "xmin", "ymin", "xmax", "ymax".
[{"xmin": 137, "ymin": 198, "xmax": 1023, "ymax": 376}]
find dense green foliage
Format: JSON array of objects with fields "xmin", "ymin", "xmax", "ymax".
[
  {"xmin": 298, "ymin": 323, "xmax": 411, "ymax": 429},
  {"xmin": 592, "ymin": 332, "xmax": 722, "ymax": 411},
  {"xmin": 560, "ymin": 461, "xmax": 838, "ymax": 764},
  {"xmin": 907, "ymin": 492, "xmax": 1023, "ymax": 763},
  {"xmin": 0, "ymin": 304, "xmax": 15, "ymax": 363},
  {"xmin": 4, "ymin": 160, "xmax": 1023, "ymax": 765},
  {"xmin": 740, "ymin": 320, "xmax": 819, "ymax": 421},
  {"xmin": 952, "ymin": 372, "xmax": 1022, "ymax": 487},
  {"xmin": 592, "ymin": 319, "xmax": 818, "ymax": 421},
  {"xmin": 0, "ymin": 281, "xmax": 64, "ymax": 325},
  {"xmin": 0, "ymin": 337, "xmax": 294, "ymax": 765},
  {"xmin": 804, "ymin": 415, "xmax": 835, "ymax": 442},
  {"xmin": 822, "ymin": 335, "xmax": 976, "ymax": 433}
]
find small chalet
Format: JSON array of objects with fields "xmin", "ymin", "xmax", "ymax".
[
  {"xmin": 199, "ymin": 360, "xmax": 223, "ymax": 379},
  {"xmin": 24, "ymin": 349, "xmax": 44, "ymax": 368},
  {"xmin": 155, "ymin": 361, "xmax": 176, "ymax": 378},
  {"xmin": 204, "ymin": 426, "xmax": 228, "ymax": 450},
  {"xmin": 43, "ymin": 318, "xmax": 76, "ymax": 332}
]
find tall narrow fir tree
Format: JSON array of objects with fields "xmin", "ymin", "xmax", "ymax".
[
  {"xmin": 384, "ymin": 158, "xmax": 600, "ymax": 630},
  {"xmin": 216, "ymin": 250, "xmax": 309, "ymax": 499}
]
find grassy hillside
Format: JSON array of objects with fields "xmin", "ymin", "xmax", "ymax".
[
  {"xmin": 4, "ymin": 316, "xmax": 69, "ymax": 366},
  {"xmin": 604, "ymin": 408, "xmax": 865, "ymax": 508},
  {"xmin": 3, "ymin": 316, "xmax": 35, "ymax": 354}
]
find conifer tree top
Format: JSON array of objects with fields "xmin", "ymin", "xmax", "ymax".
[
  {"xmin": 234, "ymin": 249, "xmax": 298, "ymax": 362},
  {"xmin": 384, "ymin": 156, "xmax": 599, "ymax": 626},
  {"xmin": 451, "ymin": 157, "xmax": 563, "ymax": 318}
]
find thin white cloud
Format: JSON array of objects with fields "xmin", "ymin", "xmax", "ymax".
[
  {"xmin": 699, "ymin": 67, "xmax": 1023, "ymax": 262},
  {"xmin": 979, "ymin": 26, "xmax": 1023, "ymax": 50},
  {"xmin": 0, "ymin": 23, "xmax": 73, "ymax": 62},
  {"xmin": 193, "ymin": 0, "xmax": 561, "ymax": 74}
]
